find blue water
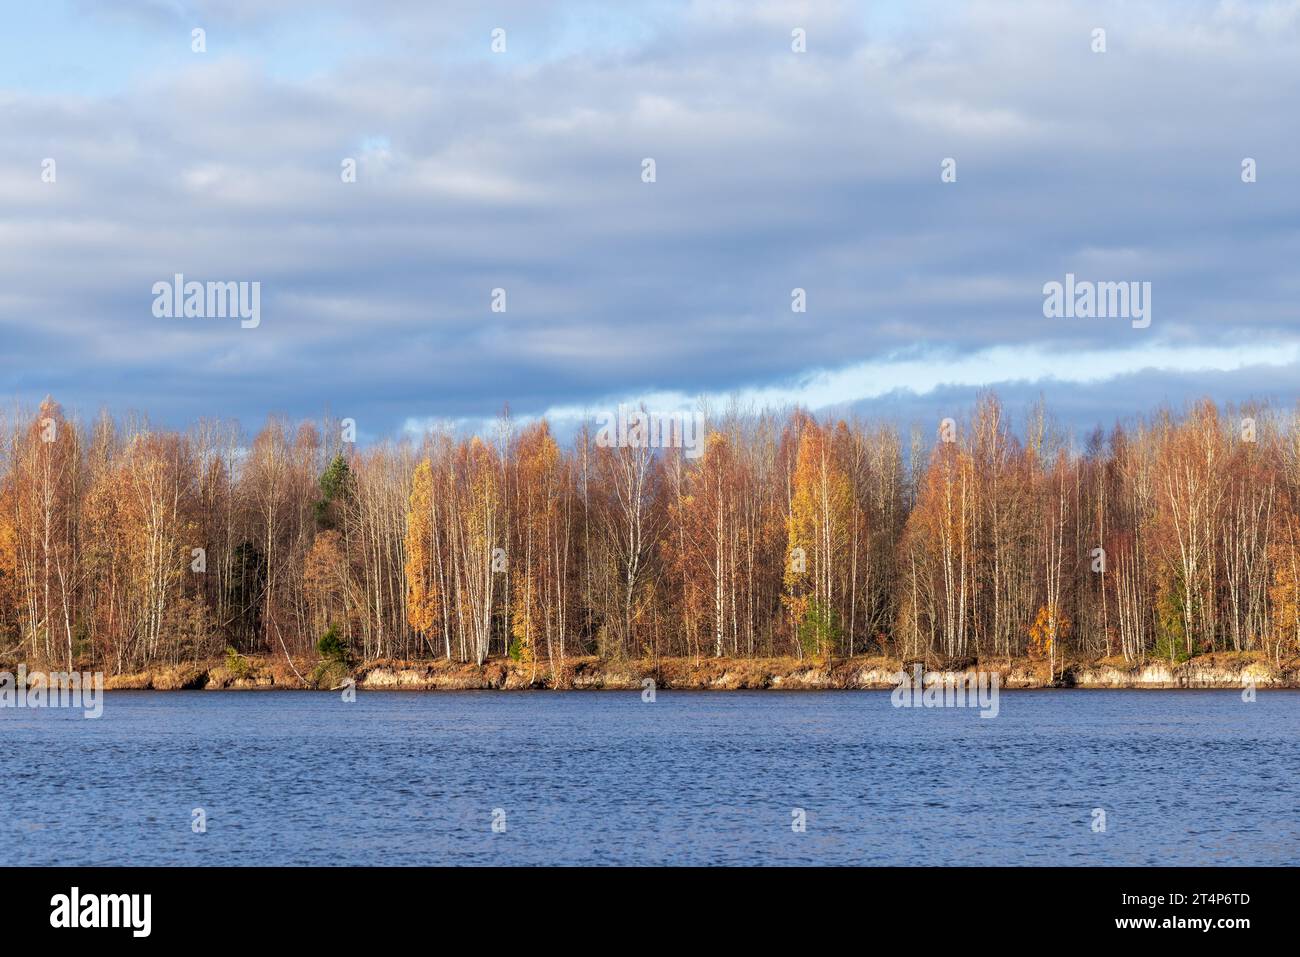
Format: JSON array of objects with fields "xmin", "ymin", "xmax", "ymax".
[{"xmin": 2, "ymin": 690, "xmax": 1297, "ymax": 865}]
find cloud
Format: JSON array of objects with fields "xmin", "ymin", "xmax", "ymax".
[{"xmin": 0, "ymin": 0, "xmax": 1297, "ymax": 439}]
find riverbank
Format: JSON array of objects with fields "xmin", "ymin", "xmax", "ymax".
[{"xmin": 33, "ymin": 651, "xmax": 1296, "ymax": 691}]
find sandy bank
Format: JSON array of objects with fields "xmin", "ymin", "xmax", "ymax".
[{"xmin": 49, "ymin": 651, "xmax": 1298, "ymax": 692}]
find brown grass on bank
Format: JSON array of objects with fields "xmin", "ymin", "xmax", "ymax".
[{"xmin": 11, "ymin": 649, "xmax": 1300, "ymax": 691}]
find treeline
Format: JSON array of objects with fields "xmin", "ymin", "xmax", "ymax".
[{"xmin": 2, "ymin": 394, "xmax": 1298, "ymax": 675}]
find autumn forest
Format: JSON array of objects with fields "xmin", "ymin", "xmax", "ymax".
[{"xmin": 2, "ymin": 393, "xmax": 1298, "ymax": 676}]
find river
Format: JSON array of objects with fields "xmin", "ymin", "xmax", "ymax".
[{"xmin": 3, "ymin": 689, "xmax": 1296, "ymax": 865}]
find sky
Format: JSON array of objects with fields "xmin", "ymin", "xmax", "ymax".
[{"xmin": 1, "ymin": 0, "xmax": 1298, "ymax": 444}]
